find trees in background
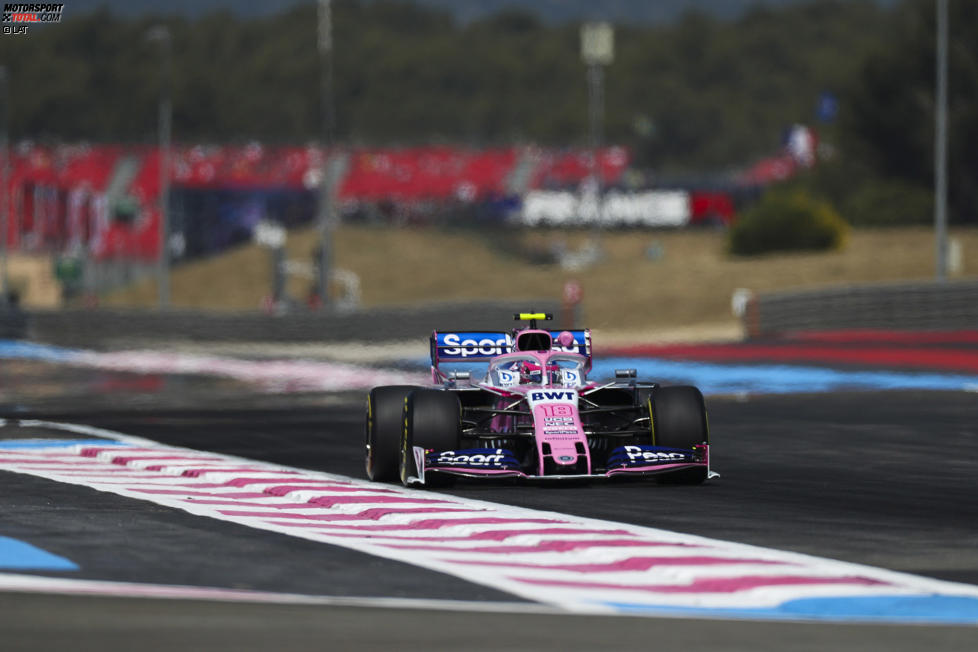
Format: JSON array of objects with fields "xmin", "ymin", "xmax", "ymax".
[
  {"xmin": 0, "ymin": 2, "xmax": 887, "ymax": 158},
  {"xmin": 842, "ymin": 0, "xmax": 977, "ymax": 225}
]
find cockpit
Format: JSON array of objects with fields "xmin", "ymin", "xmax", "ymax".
[{"xmin": 486, "ymin": 352, "xmax": 587, "ymax": 388}]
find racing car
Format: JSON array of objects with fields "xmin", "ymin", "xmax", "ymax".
[{"xmin": 365, "ymin": 313, "xmax": 715, "ymax": 487}]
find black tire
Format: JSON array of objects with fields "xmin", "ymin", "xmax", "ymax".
[
  {"xmin": 650, "ymin": 385, "xmax": 710, "ymax": 484},
  {"xmin": 365, "ymin": 385, "xmax": 417, "ymax": 482},
  {"xmin": 400, "ymin": 389, "xmax": 461, "ymax": 488}
]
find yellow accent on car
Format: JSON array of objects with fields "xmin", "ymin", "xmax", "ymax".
[
  {"xmin": 519, "ymin": 312, "xmax": 547, "ymax": 320},
  {"xmin": 648, "ymin": 397, "xmax": 656, "ymax": 445}
]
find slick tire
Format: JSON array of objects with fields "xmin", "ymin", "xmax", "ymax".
[
  {"xmin": 650, "ymin": 385, "xmax": 710, "ymax": 485},
  {"xmin": 400, "ymin": 389, "xmax": 461, "ymax": 488},
  {"xmin": 365, "ymin": 385, "xmax": 418, "ymax": 482}
]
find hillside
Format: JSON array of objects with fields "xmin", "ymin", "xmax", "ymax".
[{"xmin": 101, "ymin": 225, "xmax": 978, "ymax": 336}]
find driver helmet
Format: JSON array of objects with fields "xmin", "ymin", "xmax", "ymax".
[
  {"xmin": 517, "ymin": 360, "xmax": 562, "ymax": 384},
  {"xmin": 519, "ymin": 360, "xmax": 542, "ymax": 384}
]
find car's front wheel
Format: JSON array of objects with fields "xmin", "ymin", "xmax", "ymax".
[
  {"xmin": 400, "ymin": 389, "xmax": 461, "ymax": 488},
  {"xmin": 650, "ymin": 385, "xmax": 710, "ymax": 485},
  {"xmin": 365, "ymin": 385, "xmax": 418, "ymax": 482}
]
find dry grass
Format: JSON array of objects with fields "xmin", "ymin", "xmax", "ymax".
[
  {"xmin": 102, "ymin": 225, "xmax": 978, "ymax": 334},
  {"xmin": 7, "ymin": 253, "xmax": 63, "ymax": 307}
]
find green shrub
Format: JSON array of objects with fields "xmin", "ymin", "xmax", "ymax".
[
  {"xmin": 729, "ymin": 189, "xmax": 848, "ymax": 256},
  {"xmin": 842, "ymin": 179, "xmax": 933, "ymax": 226}
]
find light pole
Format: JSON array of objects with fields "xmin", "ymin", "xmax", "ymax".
[
  {"xmin": 147, "ymin": 25, "xmax": 172, "ymax": 308},
  {"xmin": 586, "ymin": 56, "xmax": 604, "ymax": 183},
  {"xmin": 0, "ymin": 66, "xmax": 9, "ymax": 304},
  {"xmin": 934, "ymin": 0, "xmax": 949, "ymax": 280},
  {"xmin": 580, "ymin": 22, "xmax": 613, "ymax": 225},
  {"xmin": 317, "ymin": 0, "xmax": 335, "ymax": 310}
]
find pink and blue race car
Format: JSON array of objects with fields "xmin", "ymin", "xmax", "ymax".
[{"xmin": 365, "ymin": 313, "xmax": 715, "ymax": 487}]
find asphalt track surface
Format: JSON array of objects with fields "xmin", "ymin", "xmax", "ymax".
[{"xmin": 2, "ymin": 380, "xmax": 978, "ymax": 650}]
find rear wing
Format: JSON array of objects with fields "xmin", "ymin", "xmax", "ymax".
[{"xmin": 430, "ymin": 329, "xmax": 592, "ymax": 369}]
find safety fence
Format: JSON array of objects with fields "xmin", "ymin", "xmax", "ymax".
[
  {"xmin": 2, "ymin": 300, "xmax": 559, "ymax": 348},
  {"xmin": 745, "ymin": 280, "xmax": 978, "ymax": 337}
]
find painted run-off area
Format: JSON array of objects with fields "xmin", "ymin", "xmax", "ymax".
[{"xmin": 2, "ymin": 423, "xmax": 978, "ymax": 624}]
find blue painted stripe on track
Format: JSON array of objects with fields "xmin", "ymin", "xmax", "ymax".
[
  {"xmin": 592, "ymin": 358, "xmax": 978, "ymax": 395},
  {"xmin": 0, "ymin": 439, "xmax": 130, "ymax": 450},
  {"xmin": 601, "ymin": 594, "xmax": 978, "ymax": 625},
  {"xmin": 0, "ymin": 339, "xmax": 80, "ymax": 362},
  {"xmin": 0, "ymin": 537, "xmax": 79, "ymax": 571},
  {"xmin": 6, "ymin": 337, "xmax": 978, "ymax": 395}
]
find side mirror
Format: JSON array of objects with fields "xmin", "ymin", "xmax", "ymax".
[{"xmin": 614, "ymin": 369, "xmax": 637, "ymax": 379}]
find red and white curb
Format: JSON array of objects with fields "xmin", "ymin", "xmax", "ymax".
[
  {"xmin": 1, "ymin": 340, "xmax": 425, "ymax": 392},
  {"xmin": 72, "ymin": 350, "xmax": 426, "ymax": 392},
  {"xmin": 2, "ymin": 421, "xmax": 978, "ymax": 620}
]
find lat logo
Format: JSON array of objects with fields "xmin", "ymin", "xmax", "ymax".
[{"xmin": 2, "ymin": 3, "xmax": 64, "ymax": 33}]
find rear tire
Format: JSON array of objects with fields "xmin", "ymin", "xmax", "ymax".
[
  {"xmin": 400, "ymin": 389, "xmax": 461, "ymax": 488},
  {"xmin": 650, "ymin": 385, "xmax": 709, "ymax": 485},
  {"xmin": 365, "ymin": 385, "xmax": 417, "ymax": 482}
]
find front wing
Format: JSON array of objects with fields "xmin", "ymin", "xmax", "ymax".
[{"xmin": 406, "ymin": 444, "xmax": 715, "ymax": 486}]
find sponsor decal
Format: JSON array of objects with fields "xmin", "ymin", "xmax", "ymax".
[
  {"xmin": 560, "ymin": 369, "xmax": 581, "ymax": 385},
  {"xmin": 553, "ymin": 338, "xmax": 580, "ymax": 353},
  {"xmin": 607, "ymin": 445, "xmax": 695, "ymax": 469},
  {"xmin": 557, "ymin": 455, "xmax": 575, "ymax": 462},
  {"xmin": 542, "ymin": 429, "xmax": 578, "ymax": 436},
  {"xmin": 625, "ymin": 446, "xmax": 688, "ymax": 463},
  {"xmin": 496, "ymin": 370, "xmax": 517, "ymax": 386},
  {"xmin": 427, "ymin": 448, "xmax": 520, "ymax": 470},
  {"xmin": 543, "ymin": 417, "xmax": 575, "ymax": 426},
  {"xmin": 438, "ymin": 332, "xmax": 511, "ymax": 359},
  {"xmin": 530, "ymin": 391, "xmax": 575, "ymax": 402},
  {"xmin": 548, "ymin": 330, "xmax": 590, "ymax": 356}
]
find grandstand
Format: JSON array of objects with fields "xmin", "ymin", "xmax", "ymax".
[{"xmin": 2, "ymin": 141, "xmax": 755, "ymax": 268}]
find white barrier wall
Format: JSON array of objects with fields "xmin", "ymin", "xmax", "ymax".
[{"xmin": 518, "ymin": 190, "xmax": 691, "ymax": 227}]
